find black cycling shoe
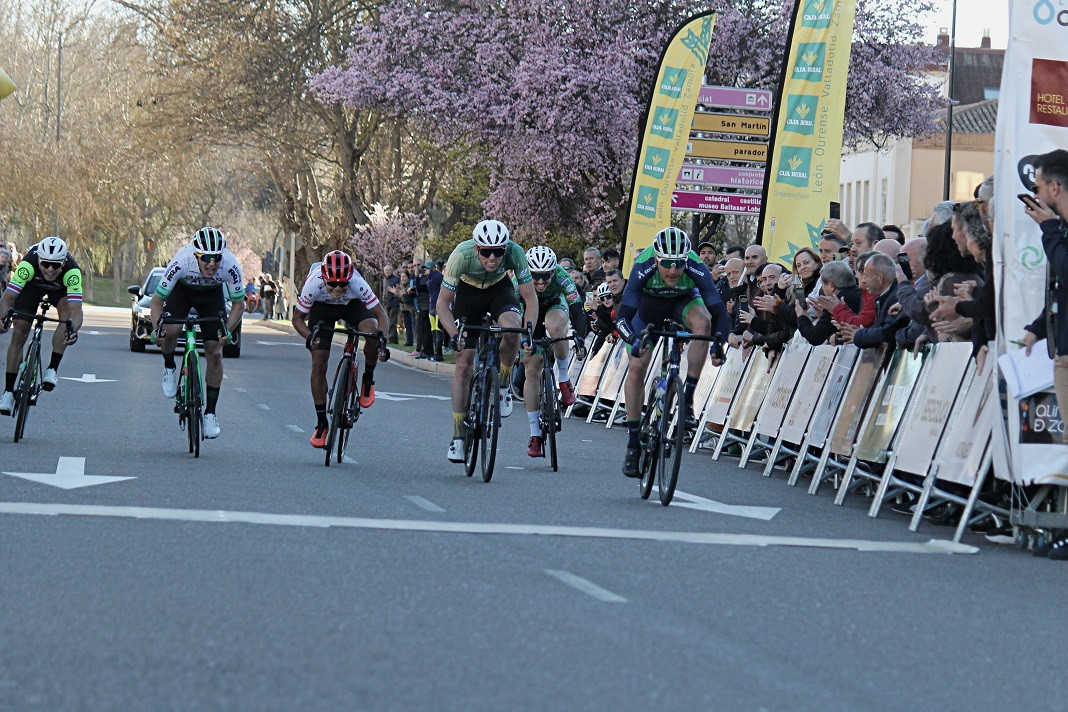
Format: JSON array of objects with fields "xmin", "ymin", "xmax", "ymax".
[{"xmin": 622, "ymin": 447, "xmax": 641, "ymax": 478}]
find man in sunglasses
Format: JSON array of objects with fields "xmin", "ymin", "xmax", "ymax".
[
  {"xmin": 0, "ymin": 237, "xmax": 83, "ymax": 414},
  {"xmin": 292, "ymin": 250, "xmax": 390, "ymax": 448},
  {"xmin": 615, "ymin": 227, "xmax": 732, "ymax": 478},
  {"xmin": 438, "ymin": 218, "xmax": 538, "ymax": 463},
  {"xmin": 150, "ymin": 226, "xmax": 246, "ymax": 439}
]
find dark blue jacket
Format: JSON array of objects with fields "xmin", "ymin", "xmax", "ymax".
[
  {"xmin": 1025, "ymin": 218, "xmax": 1068, "ymax": 357},
  {"xmin": 853, "ymin": 281, "xmax": 907, "ymax": 349}
]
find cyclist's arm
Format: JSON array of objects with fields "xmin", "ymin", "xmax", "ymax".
[
  {"xmin": 224, "ymin": 298, "xmax": 244, "ymax": 335},
  {"xmin": 518, "ymin": 280, "xmax": 538, "ymax": 333},
  {"xmin": 568, "ymin": 301, "xmax": 588, "ymax": 339},
  {"xmin": 436, "ymin": 285, "xmax": 458, "ymax": 337},
  {"xmin": 149, "ymin": 293, "xmax": 166, "ymax": 330},
  {"xmin": 66, "ymin": 301, "xmax": 84, "ymax": 338},
  {"xmin": 0, "ymin": 289, "xmax": 14, "ymax": 332},
  {"xmin": 369, "ymin": 303, "xmax": 389, "ymax": 335},
  {"xmin": 292, "ymin": 309, "xmax": 312, "ymax": 340},
  {"xmin": 688, "ymin": 258, "xmax": 732, "ymax": 340},
  {"xmin": 614, "ymin": 264, "xmax": 645, "ymax": 344}
]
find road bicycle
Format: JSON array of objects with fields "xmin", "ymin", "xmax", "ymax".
[
  {"xmin": 157, "ymin": 313, "xmax": 226, "ymax": 458},
  {"xmin": 635, "ymin": 321, "xmax": 720, "ymax": 505},
  {"xmin": 528, "ymin": 334, "xmax": 585, "ymax": 472},
  {"xmin": 3, "ymin": 303, "xmax": 73, "ymax": 443},
  {"xmin": 312, "ymin": 323, "xmax": 389, "ymax": 467},
  {"xmin": 458, "ymin": 316, "xmax": 531, "ymax": 483}
]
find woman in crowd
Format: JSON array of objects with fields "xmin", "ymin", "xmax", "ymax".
[
  {"xmin": 794, "ymin": 261, "xmax": 864, "ymax": 345},
  {"xmin": 930, "ymin": 202, "xmax": 995, "ymax": 359},
  {"xmin": 397, "ymin": 268, "xmax": 416, "ymax": 346}
]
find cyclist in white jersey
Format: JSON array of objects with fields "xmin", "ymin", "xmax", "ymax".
[
  {"xmin": 150, "ymin": 227, "xmax": 246, "ymax": 439},
  {"xmin": 291, "ymin": 250, "xmax": 390, "ymax": 448}
]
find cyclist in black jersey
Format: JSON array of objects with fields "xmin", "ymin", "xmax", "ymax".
[{"xmin": 614, "ymin": 227, "xmax": 731, "ymax": 477}]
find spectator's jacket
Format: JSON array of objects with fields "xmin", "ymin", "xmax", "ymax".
[
  {"xmin": 426, "ymin": 270, "xmax": 443, "ymax": 314},
  {"xmin": 1025, "ymin": 217, "xmax": 1068, "ymax": 357},
  {"xmin": 383, "ymin": 274, "xmax": 400, "ymax": 309},
  {"xmin": 591, "ymin": 303, "xmax": 617, "ymax": 356},
  {"xmin": 853, "ymin": 282, "xmax": 906, "ymax": 349},
  {"xmin": 958, "ymin": 264, "xmax": 995, "ymax": 357},
  {"xmin": 747, "ymin": 288, "xmax": 797, "ymax": 351},
  {"xmin": 716, "ymin": 277, "xmax": 733, "ymax": 307},
  {"xmin": 797, "ymin": 285, "xmax": 864, "ymax": 345},
  {"xmin": 415, "ymin": 272, "xmax": 432, "ymax": 310},
  {"xmin": 832, "ymin": 290, "xmax": 876, "ymax": 328}
]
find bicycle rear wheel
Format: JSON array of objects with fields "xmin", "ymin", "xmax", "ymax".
[
  {"xmin": 325, "ymin": 355, "xmax": 350, "ymax": 467},
  {"xmin": 637, "ymin": 391, "xmax": 659, "ymax": 500},
  {"xmin": 337, "ymin": 363, "xmax": 358, "ymax": 464},
  {"xmin": 657, "ymin": 377, "xmax": 685, "ymax": 505},
  {"xmin": 12, "ymin": 345, "xmax": 37, "ymax": 443},
  {"xmin": 463, "ymin": 371, "xmax": 480, "ymax": 477},
  {"xmin": 541, "ymin": 366, "xmax": 558, "ymax": 472},
  {"xmin": 187, "ymin": 363, "xmax": 202, "ymax": 458},
  {"xmin": 480, "ymin": 366, "xmax": 500, "ymax": 483}
]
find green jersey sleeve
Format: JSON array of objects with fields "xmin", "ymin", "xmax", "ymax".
[{"xmin": 507, "ymin": 243, "xmax": 532, "ymax": 285}]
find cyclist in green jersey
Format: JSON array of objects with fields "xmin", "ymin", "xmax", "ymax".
[
  {"xmin": 518, "ymin": 245, "xmax": 587, "ymax": 457},
  {"xmin": 437, "ymin": 219, "xmax": 539, "ymax": 462}
]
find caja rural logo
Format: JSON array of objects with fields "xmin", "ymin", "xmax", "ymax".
[{"xmin": 1033, "ymin": 0, "xmax": 1068, "ymax": 26}]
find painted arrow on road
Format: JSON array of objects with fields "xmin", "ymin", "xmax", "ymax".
[
  {"xmin": 60, "ymin": 374, "xmax": 116, "ymax": 383},
  {"xmin": 653, "ymin": 487, "xmax": 780, "ymax": 521},
  {"xmin": 377, "ymin": 391, "xmax": 451, "ymax": 401},
  {"xmin": 3, "ymin": 457, "xmax": 135, "ymax": 490}
]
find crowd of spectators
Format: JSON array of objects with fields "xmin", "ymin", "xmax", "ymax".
[{"xmin": 244, "ymin": 273, "xmax": 291, "ymax": 320}]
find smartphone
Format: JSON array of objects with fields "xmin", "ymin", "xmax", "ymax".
[
  {"xmin": 829, "ymin": 201, "xmax": 841, "ymax": 220},
  {"xmin": 1018, "ymin": 193, "xmax": 1038, "ymax": 208}
]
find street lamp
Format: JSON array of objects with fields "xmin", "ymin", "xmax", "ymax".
[{"xmin": 942, "ymin": 0, "xmax": 957, "ymax": 201}]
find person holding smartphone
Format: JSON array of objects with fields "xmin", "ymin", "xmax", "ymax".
[{"xmin": 1020, "ymin": 151, "xmax": 1068, "ymax": 446}]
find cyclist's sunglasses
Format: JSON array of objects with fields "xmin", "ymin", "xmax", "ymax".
[
  {"xmin": 598, "ymin": 293, "xmax": 613, "ymax": 301},
  {"xmin": 477, "ymin": 247, "xmax": 506, "ymax": 259},
  {"xmin": 40, "ymin": 260, "xmax": 63, "ymax": 270},
  {"xmin": 658, "ymin": 258, "xmax": 686, "ymax": 269},
  {"xmin": 196, "ymin": 252, "xmax": 223, "ymax": 264},
  {"xmin": 531, "ymin": 271, "xmax": 554, "ymax": 281},
  {"xmin": 325, "ymin": 280, "xmax": 348, "ymax": 289}
]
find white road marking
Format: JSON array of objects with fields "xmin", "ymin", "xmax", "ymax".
[
  {"xmin": 0, "ymin": 502, "xmax": 978, "ymax": 554},
  {"xmin": 84, "ymin": 330, "xmax": 102, "ymax": 335},
  {"xmin": 377, "ymin": 391, "xmax": 451, "ymax": 401},
  {"xmin": 582, "ymin": 439, "xmax": 593, "ymax": 443},
  {"xmin": 3, "ymin": 458, "xmax": 135, "ymax": 490},
  {"xmin": 655, "ymin": 488, "xmax": 781, "ymax": 521},
  {"xmin": 506, "ymin": 466, "xmax": 524, "ymax": 470},
  {"xmin": 59, "ymin": 374, "xmax": 115, "ymax": 383},
  {"xmin": 287, "ymin": 425, "xmax": 304, "ymax": 433},
  {"xmin": 405, "ymin": 496, "xmax": 445, "ymax": 513},
  {"xmin": 343, "ymin": 455, "xmax": 358, "ymax": 465},
  {"xmin": 257, "ymin": 404, "xmax": 271, "ymax": 411},
  {"xmin": 376, "ymin": 393, "xmax": 415, "ymax": 402},
  {"xmin": 255, "ymin": 340, "xmax": 302, "ymax": 346},
  {"xmin": 235, "ymin": 388, "xmax": 247, "ymax": 393},
  {"xmin": 545, "ymin": 570, "xmax": 626, "ymax": 603}
]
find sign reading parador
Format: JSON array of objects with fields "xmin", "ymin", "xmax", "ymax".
[
  {"xmin": 755, "ymin": 0, "xmax": 858, "ymax": 265},
  {"xmin": 0, "ymin": 67, "xmax": 15, "ymax": 101},
  {"xmin": 622, "ymin": 12, "xmax": 717, "ymax": 274}
]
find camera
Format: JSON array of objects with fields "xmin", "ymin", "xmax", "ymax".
[{"xmin": 896, "ymin": 253, "xmax": 913, "ymax": 281}]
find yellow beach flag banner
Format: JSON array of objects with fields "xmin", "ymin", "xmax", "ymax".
[
  {"xmin": 755, "ymin": 0, "xmax": 857, "ymax": 265},
  {"xmin": 622, "ymin": 11, "xmax": 716, "ymax": 274},
  {"xmin": 0, "ymin": 67, "xmax": 15, "ymax": 101}
]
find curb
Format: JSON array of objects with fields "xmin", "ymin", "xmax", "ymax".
[{"xmin": 255, "ymin": 317, "xmax": 456, "ymax": 375}]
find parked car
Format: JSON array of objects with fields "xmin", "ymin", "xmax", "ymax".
[{"xmin": 128, "ymin": 267, "xmax": 241, "ymax": 358}]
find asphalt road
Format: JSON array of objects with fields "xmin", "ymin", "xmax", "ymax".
[{"xmin": 0, "ymin": 306, "xmax": 1064, "ymax": 711}]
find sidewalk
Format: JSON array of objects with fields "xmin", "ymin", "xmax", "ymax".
[{"xmin": 255, "ymin": 316, "xmax": 456, "ymax": 375}]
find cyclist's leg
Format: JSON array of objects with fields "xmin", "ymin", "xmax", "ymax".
[
  {"xmin": 42, "ymin": 296, "xmax": 71, "ymax": 387},
  {"xmin": 305, "ymin": 303, "xmax": 336, "ymax": 444},
  {"xmin": 449, "ymin": 283, "xmax": 481, "ymax": 442},
  {"xmin": 195, "ymin": 288, "xmax": 227, "ymax": 425},
  {"xmin": 543, "ymin": 302, "xmax": 572, "ymax": 391},
  {"xmin": 523, "ymin": 311, "xmax": 546, "ymax": 440},
  {"xmin": 159, "ymin": 284, "xmax": 191, "ymax": 372},
  {"xmin": 488, "ymin": 279, "xmax": 523, "ymax": 380},
  {"xmin": 679, "ymin": 298, "xmax": 712, "ymax": 418},
  {"xmin": 3, "ymin": 288, "xmax": 40, "ymax": 404}
]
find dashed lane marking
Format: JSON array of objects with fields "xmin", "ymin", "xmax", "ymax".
[
  {"xmin": 287, "ymin": 425, "xmax": 304, "ymax": 433},
  {"xmin": 545, "ymin": 570, "xmax": 626, "ymax": 603},
  {"xmin": 404, "ymin": 496, "xmax": 445, "ymax": 513}
]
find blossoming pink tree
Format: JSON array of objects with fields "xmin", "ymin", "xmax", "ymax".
[{"xmin": 349, "ymin": 203, "xmax": 426, "ymax": 283}]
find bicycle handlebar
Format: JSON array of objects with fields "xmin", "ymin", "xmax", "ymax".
[
  {"xmin": 156, "ymin": 313, "xmax": 227, "ymax": 341},
  {"xmin": 4, "ymin": 308, "xmax": 74, "ymax": 333},
  {"xmin": 636, "ymin": 321, "xmax": 724, "ymax": 359}
]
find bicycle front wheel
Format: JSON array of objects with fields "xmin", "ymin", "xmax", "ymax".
[
  {"xmin": 463, "ymin": 371, "xmax": 480, "ymax": 478},
  {"xmin": 337, "ymin": 363, "xmax": 358, "ymax": 464},
  {"xmin": 541, "ymin": 367, "xmax": 558, "ymax": 472},
  {"xmin": 480, "ymin": 366, "xmax": 500, "ymax": 483},
  {"xmin": 12, "ymin": 346, "xmax": 37, "ymax": 443},
  {"xmin": 637, "ymin": 390, "xmax": 659, "ymax": 500},
  {"xmin": 187, "ymin": 364, "xmax": 202, "ymax": 458},
  {"xmin": 657, "ymin": 378, "xmax": 685, "ymax": 505},
  {"xmin": 325, "ymin": 355, "xmax": 350, "ymax": 467}
]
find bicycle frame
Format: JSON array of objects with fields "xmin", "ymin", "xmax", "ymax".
[
  {"xmin": 315, "ymin": 323, "xmax": 388, "ymax": 466},
  {"xmin": 5, "ymin": 303, "xmax": 72, "ymax": 442},
  {"xmin": 158, "ymin": 313, "xmax": 223, "ymax": 457}
]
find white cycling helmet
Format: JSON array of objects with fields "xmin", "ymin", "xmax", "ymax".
[
  {"xmin": 595, "ymin": 282, "xmax": 612, "ymax": 298},
  {"xmin": 652, "ymin": 226, "xmax": 691, "ymax": 260},
  {"xmin": 37, "ymin": 236, "xmax": 68, "ymax": 263},
  {"xmin": 525, "ymin": 245, "xmax": 557, "ymax": 272},
  {"xmin": 191, "ymin": 226, "xmax": 227, "ymax": 253},
  {"xmin": 472, "ymin": 219, "xmax": 510, "ymax": 248}
]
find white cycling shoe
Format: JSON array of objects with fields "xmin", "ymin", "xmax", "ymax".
[
  {"xmin": 499, "ymin": 389, "xmax": 513, "ymax": 418},
  {"xmin": 0, "ymin": 391, "xmax": 13, "ymax": 415},
  {"xmin": 202, "ymin": 413, "xmax": 221, "ymax": 439},
  {"xmin": 447, "ymin": 438, "xmax": 465, "ymax": 463},
  {"xmin": 42, "ymin": 368, "xmax": 59, "ymax": 391},
  {"xmin": 162, "ymin": 367, "xmax": 178, "ymax": 398}
]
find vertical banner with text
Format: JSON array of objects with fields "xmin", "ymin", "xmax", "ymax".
[
  {"xmin": 622, "ymin": 11, "xmax": 716, "ymax": 275},
  {"xmin": 992, "ymin": 0, "xmax": 1068, "ymax": 485},
  {"xmin": 0, "ymin": 68, "xmax": 15, "ymax": 101},
  {"xmin": 755, "ymin": 0, "xmax": 857, "ymax": 265}
]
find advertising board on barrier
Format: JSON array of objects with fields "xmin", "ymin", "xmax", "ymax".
[
  {"xmin": 854, "ymin": 350, "xmax": 926, "ymax": 463},
  {"xmin": 938, "ymin": 358, "xmax": 998, "ymax": 487},
  {"xmin": 576, "ymin": 341, "xmax": 613, "ymax": 398},
  {"xmin": 892, "ymin": 343, "xmax": 974, "ymax": 476},
  {"xmin": 756, "ymin": 344, "xmax": 811, "ymax": 438},
  {"xmin": 779, "ymin": 344, "xmax": 838, "ymax": 444},
  {"xmin": 598, "ymin": 341, "xmax": 629, "ymax": 403},
  {"xmin": 705, "ymin": 346, "xmax": 751, "ymax": 425},
  {"xmin": 829, "ymin": 347, "xmax": 885, "ymax": 456},
  {"xmin": 729, "ymin": 349, "xmax": 776, "ymax": 431}
]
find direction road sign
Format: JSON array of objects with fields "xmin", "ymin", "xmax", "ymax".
[
  {"xmin": 692, "ymin": 112, "xmax": 770, "ymax": 137},
  {"xmin": 672, "ymin": 190, "xmax": 762, "ymax": 216},
  {"xmin": 677, "ymin": 164, "xmax": 765, "ymax": 189},
  {"xmin": 698, "ymin": 86, "xmax": 774, "ymax": 112},
  {"xmin": 686, "ymin": 138, "xmax": 767, "ymax": 163}
]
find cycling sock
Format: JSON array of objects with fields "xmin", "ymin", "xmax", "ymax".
[
  {"xmin": 315, "ymin": 403, "xmax": 327, "ymax": 428},
  {"xmin": 684, "ymin": 375, "xmax": 698, "ymax": 411},
  {"xmin": 205, "ymin": 386, "xmax": 220, "ymax": 415},
  {"xmin": 499, "ymin": 364, "xmax": 512, "ymax": 390},
  {"xmin": 162, "ymin": 352, "xmax": 176, "ymax": 369},
  {"xmin": 48, "ymin": 352, "xmax": 63, "ymax": 371},
  {"xmin": 557, "ymin": 353, "xmax": 572, "ymax": 381},
  {"xmin": 626, "ymin": 420, "xmax": 640, "ymax": 449},
  {"xmin": 5, "ymin": 371, "xmax": 15, "ymax": 392},
  {"xmin": 453, "ymin": 412, "xmax": 465, "ymax": 438},
  {"xmin": 527, "ymin": 410, "xmax": 541, "ymax": 437}
]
